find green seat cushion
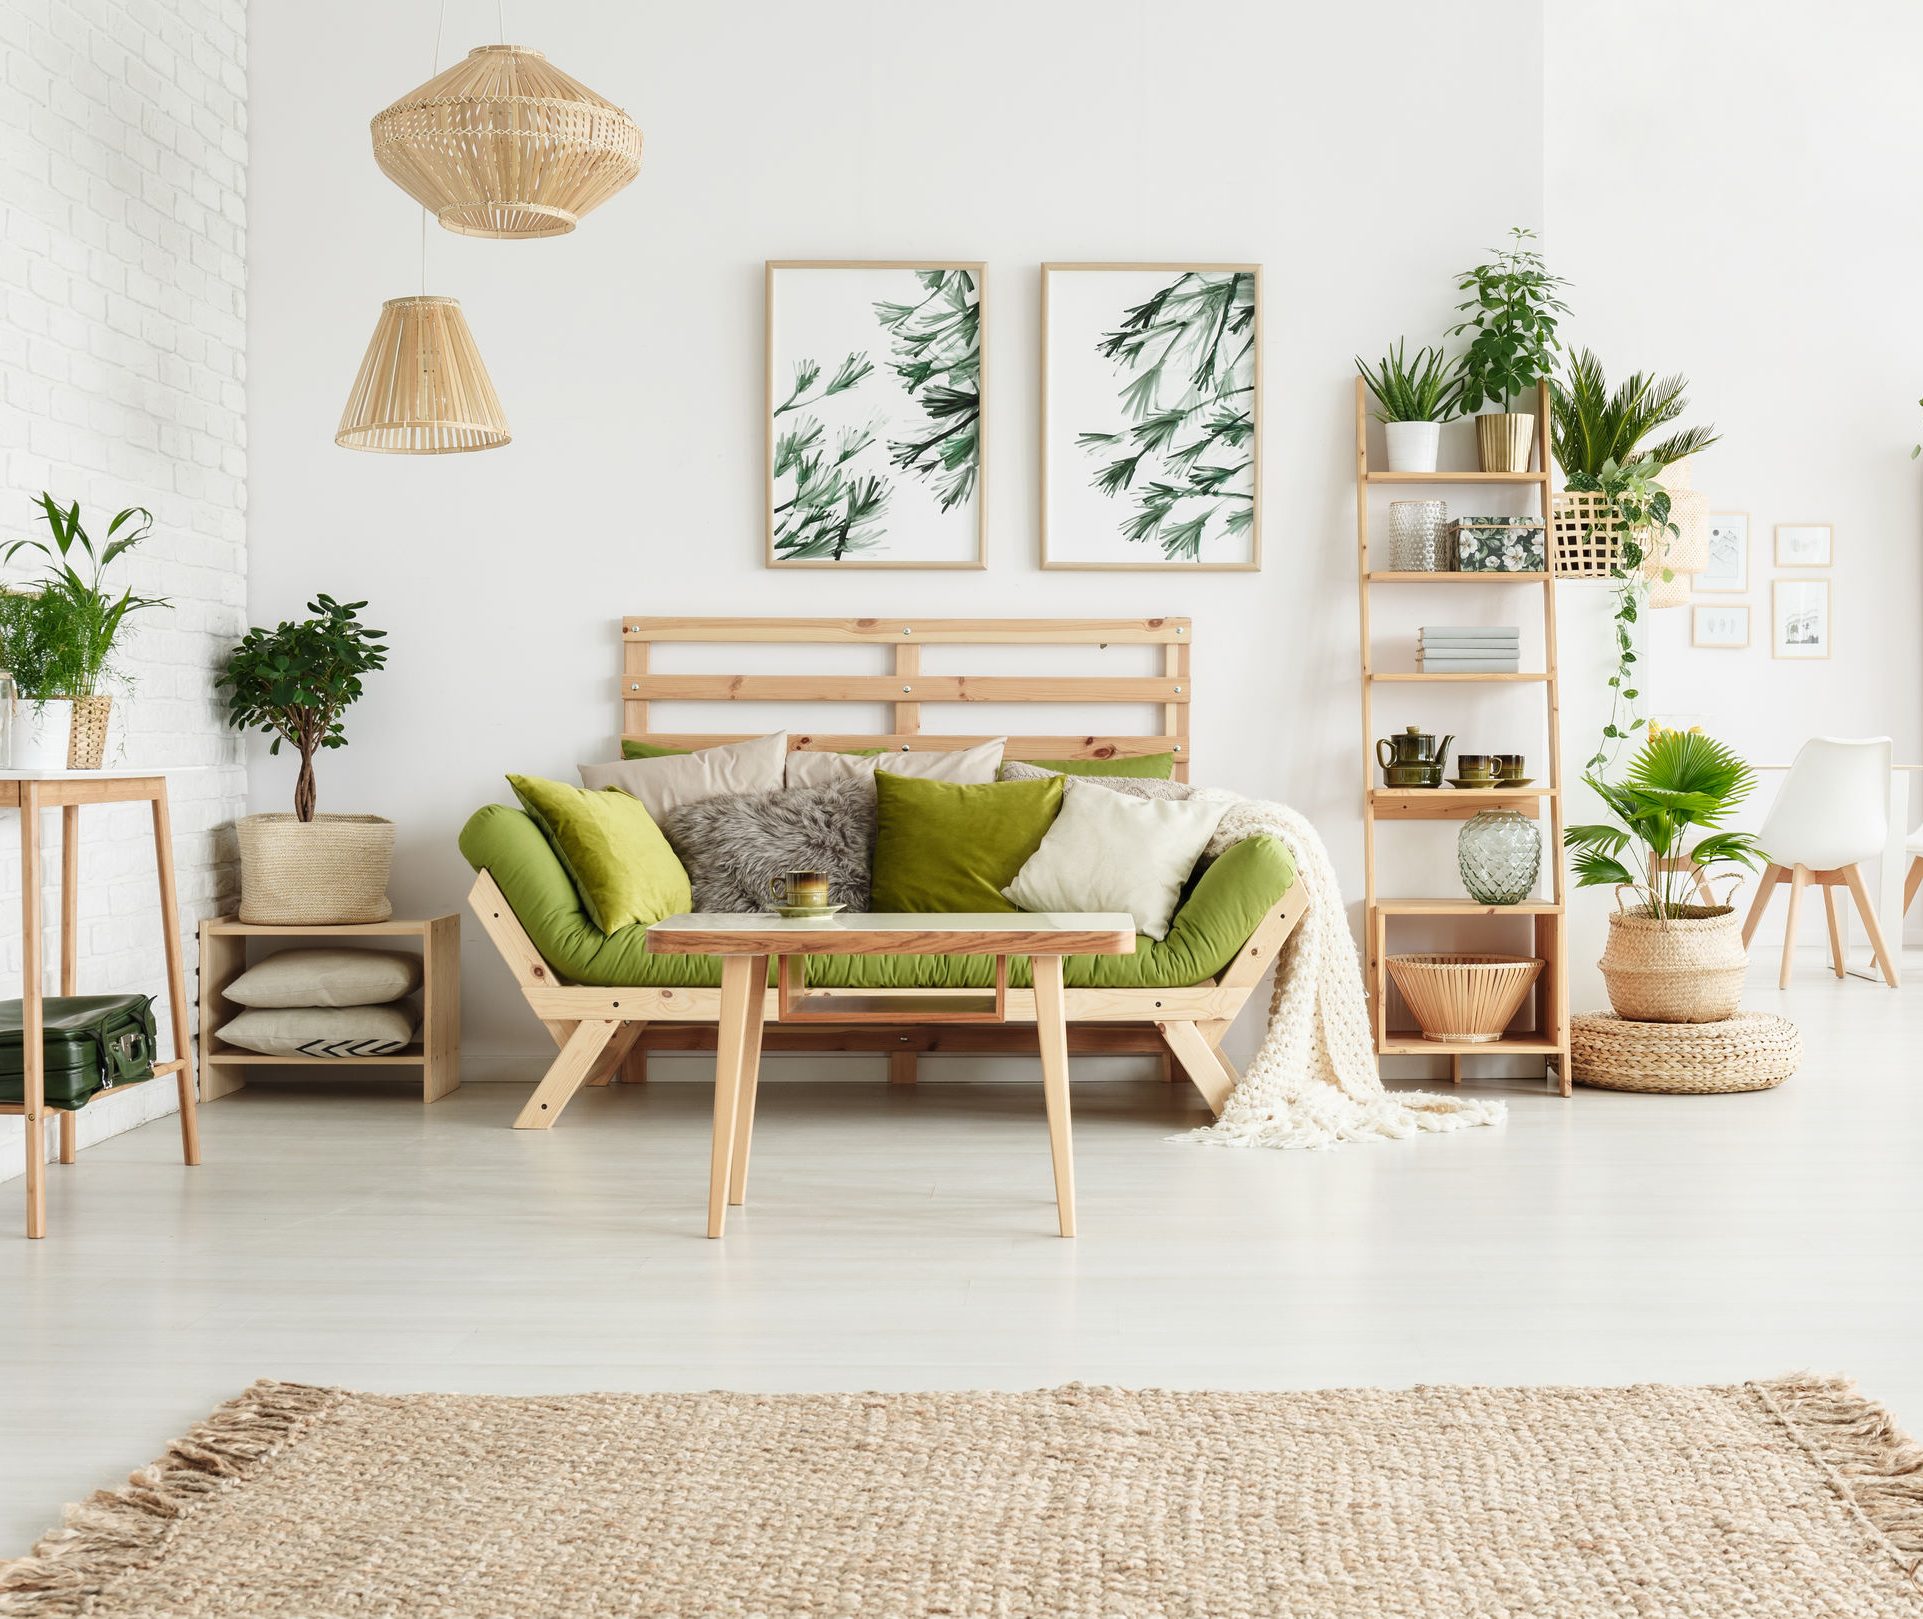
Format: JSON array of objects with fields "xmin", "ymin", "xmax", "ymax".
[
  {"xmin": 506, "ymin": 775, "xmax": 690, "ymax": 934},
  {"xmin": 459, "ymin": 804, "xmax": 1293, "ymax": 992},
  {"xmin": 871, "ymin": 772, "xmax": 1063, "ymax": 913},
  {"xmin": 1027, "ymin": 752, "xmax": 1176, "ymax": 779}
]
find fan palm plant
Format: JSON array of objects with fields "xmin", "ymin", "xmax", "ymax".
[
  {"xmin": 1564, "ymin": 727, "xmax": 1765, "ymax": 921},
  {"xmin": 1551, "ymin": 350, "xmax": 1720, "ymax": 479}
]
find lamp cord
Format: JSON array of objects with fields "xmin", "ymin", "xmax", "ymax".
[{"xmin": 416, "ymin": 0, "xmax": 506, "ymax": 294}]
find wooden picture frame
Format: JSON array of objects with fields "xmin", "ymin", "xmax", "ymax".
[
  {"xmin": 1040, "ymin": 262, "xmax": 1261, "ymax": 572},
  {"xmin": 1700, "ymin": 513, "xmax": 1749, "ymax": 592},
  {"xmin": 1774, "ymin": 523, "xmax": 1832, "ymax": 568},
  {"xmin": 1771, "ymin": 578, "xmax": 1831, "ymax": 659},
  {"xmin": 765, "ymin": 260, "xmax": 986, "ymax": 571},
  {"xmin": 1690, "ymin": 603, "xmax": 1750, "ymax": 648}
]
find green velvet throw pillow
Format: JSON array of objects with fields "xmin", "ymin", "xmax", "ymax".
[
  {"xmin": 1028, "ymin": 752, "xmax": 1177, "ymax": 779},
  {"xmin": 871, "ymin": 773, "xmax": 1064, "ymax": 913},
  {"xmin": 507, "ymin": 774, "xmax": 691, "ymax": 934}
]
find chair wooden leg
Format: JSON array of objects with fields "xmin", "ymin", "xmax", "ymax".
[
  {"xmin": 512, "ymin": 1020, "xmax": 617, "ymax": 1129},
  {"xmin": 727, "ymin": 960, "xmax": 768, "ymax": 1207},
  {"xmin": 1904, "ymin": 855, "xmax": 1922, "ymax": 918},
  {"xmin": 1841, "ymin": 864, "xmax": 1901, "ymax": 988},
  {"xmin": 1032, "ymin": 954, "xmax": 1075, "ymax": 1239},
  {"xmin": 1693, "ymin": 866, "xmax": 1716, "ymax": 906},
  {"xmin": 1778, "ymin": 866, "xmax": 1808, "ymax": 990},
  {"xmin": 1821, "ymin": 884, "xmax": 1845, "ymax": 978},
  {"xmin": 1158, "ymin": 1020, "xmax": 1237, "ymax": 1116},
  {"xmin": 585, "ymin": 1021, "xmax": 642, "ymax": 1087},
  {"xmin": 1742, "ymin": 864, "xmax": 1785, "ymax": 948}
]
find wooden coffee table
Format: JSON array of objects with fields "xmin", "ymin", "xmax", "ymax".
[{"xmin": 646, "ymin": 912, "xmax": 1137, "ymax": 1239}]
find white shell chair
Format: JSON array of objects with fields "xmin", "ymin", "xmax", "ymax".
[{"xmin": 1741, "ymin": 736, "xmax": 1899, "ymax": 988}]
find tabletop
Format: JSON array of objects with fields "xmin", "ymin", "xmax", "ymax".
[{"xmin": 646, "ymin": 911, "xmax": 1139, "ymax": 957}]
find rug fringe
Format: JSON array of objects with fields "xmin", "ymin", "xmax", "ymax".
[
  {"xmin": 0, "ymin": 1379, "xmax": 340, "ymax": 1617},
  {"xmin": 1757, "ymin": 1374, "xmax": 1923, "ymax": 1581}
]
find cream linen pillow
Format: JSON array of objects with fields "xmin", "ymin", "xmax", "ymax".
[
  {"xmin": 216, "ymin": 1003, "xmax": 418, "ymax": 1058},
  {"xmin": 580, "ymin": 732, "xmax": 788, "ymax": 820},
  {"xmin": 1002, "ymin": 778, "xmax": 1227, "ymax": 940},
  {"xmin": 784, "ymin": 738, "xmax": 1004, "ymax": 790},
  {"xmin": 225, "ymin": 947, "xmax": 422, "ymax": 1009}
]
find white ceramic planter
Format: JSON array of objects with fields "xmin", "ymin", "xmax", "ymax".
[
  {"xmin": 1383, "ymin": 420, "xmax": 1442, "ymax": 473},
  {"xmin": 10, "ymin": 698, "xmax": 74, "ymax": 770}
]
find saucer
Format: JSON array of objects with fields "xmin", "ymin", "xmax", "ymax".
[
  {"xmin": 1447, "ymin": 777, "xmax": 1534, "ymax": 790},
  {"xmin": 776, "ymin": 903, "xmax": 845, "ymax": 920}
]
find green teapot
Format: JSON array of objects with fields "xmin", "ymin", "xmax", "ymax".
[{"xmin": 1376, "ymin": 724, "xmax": 1454, "ymax": 780}]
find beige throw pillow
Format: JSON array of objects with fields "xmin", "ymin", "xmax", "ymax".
[
  {"xmin": 225, "ymin": 948, "xmax": 422, "ymax": 1009},
  {"xmin": 580, "ymin": 732, "xmax": 788, "ymax": 820},
  {"xmin": 1002, "ymin": 779, "xmax": 1227, "ymax": 940},
  {"xmin": 784, "ymin": 738, "xmax": 1004, "ymax": 790},
  {"xmin": 217, "ymin": 1003, "xmax": 418, "ymax": 1058}
]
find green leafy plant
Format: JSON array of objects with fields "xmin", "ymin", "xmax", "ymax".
[
  {"xmin": 876, "ymin": 269, "xmax": 980, "ymax": 511},
  {"xmin": 217, "ymin": 596, "xmax": 388, "ymax": 823},
  {"xmin": 1446, "ymin": 227, "xmax": 1571, "ymax": 414},
  {"xmin": 0, "ymin": 587, "xmax": 93, "ymax": 704},
  {"xmin": 0, "ymin": 494, "xmax": 171, "ymax": 698},
  {"xmin": 1355, "ymin": 340, "xmax": 1463, "ymax": 423},
  {"xmin": 1564, "ymin": 726, "xmax": 1765, "ymax": 921},
  {"xmin": 1551, "ymin": 350, "xmax": 1720, "ymax": 478}
]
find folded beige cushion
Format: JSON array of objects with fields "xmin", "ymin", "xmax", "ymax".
[
  {"xmin": 785, "ymin": 738, "xmax": 1004, "ymax": 790},
  {"xmin": 224, "ymin": 947, "xmax": 423, "ymax": 1009},
  {"xmin": 216, "ymin": 1003, "xmax": 418, "ymax": 1058},
  {"xmin": 580, "ymin": 732, "xmax": 788, "ymax": 820}
]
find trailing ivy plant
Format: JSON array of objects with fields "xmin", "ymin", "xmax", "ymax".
[
  {"xmin": 1355, "ymin": 340, "xmax": 1462, "ymax": 423},
  {"xmin": 875, "ymin": 270, "xmax": 980, "ymax": 511},
  {"xmin": 1446, "ymin": 227, "xmax": 1571, "ymax": 414},
  {"xmin": 1551, "ymin": 349, "xmax": 1719, "ymax": 479},
  {"xmin": 218, "ymin": 595, "xmax": 388, "ymax": 822}
]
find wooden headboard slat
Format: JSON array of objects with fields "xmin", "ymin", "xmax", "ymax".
[
  {"xmin": 622, "ymin": 616, "xmax": 1189, "ymax": 646},
  {"xmin": 624, "ymin": 733, "xmax": 1186, "ymax": 761},
  {"xmin": 619, "ymin": 675, "xmax": 1185, "ymax": 704}
]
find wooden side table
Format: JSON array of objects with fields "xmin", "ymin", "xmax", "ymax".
[
  {"xmin": 198, "ymin": 915, "xmax": 460, "ymax": 1103},
  {"xmin": 0, "ymin": 769, "xmax": 199, "ymax": 1240},
  {"xmin": 645, "ymin": 912, "xmax": 1138, "ymax": 1240}
]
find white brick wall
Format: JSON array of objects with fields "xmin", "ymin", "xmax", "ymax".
[{"xmin": 0, "ymin": 0, "xmax": 247, "ymax": 1179}]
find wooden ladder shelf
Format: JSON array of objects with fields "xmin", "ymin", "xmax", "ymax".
[{"xmin": 1353, "ymin": 378, "xmax": 1571, "ymax": 1093}]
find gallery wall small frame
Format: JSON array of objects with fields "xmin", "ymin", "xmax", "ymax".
[
  {"xmin": 1691, "ymin": 603, "xmax": 1750, "ymax": 648},
  {"xmin": 765, "ymin": 260, "xmax": 987, "ymax": 570},
  {"xmin": 1771, "ymin": 577, "xmax": 1831, "ymax": 659},
  {"xmin": 1040, "ymin": 262, "xmax": 1262, "ymax": 572},
  {"xmin": 1774, "ymin": 523, "xmax": 1833, "ymax": 568},
  {"xmin": 1700, "ymin": 513, "xmax": 1749, "ymax": 592}
]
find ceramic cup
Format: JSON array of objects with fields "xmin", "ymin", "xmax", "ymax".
[
  {"xmin": 1495, "ymin": 754, "xmax": 1527, "ymax": 780},
  {"xmin": 770, "ymin": 870, "xmax": 831, "ymax": 909},
  {"xmin": 1456, "ymin": 753, "xmax": 1498, "ymax": 781}
]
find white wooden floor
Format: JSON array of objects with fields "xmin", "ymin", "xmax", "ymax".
[{"xmin": 3, "ymin": 952, "xmax": 1919, "ymax": 1551}]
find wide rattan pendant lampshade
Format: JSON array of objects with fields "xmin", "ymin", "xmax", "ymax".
[
  {"xmin": 336, "ymin": 295, "xmax": 510, "ymax": 454},
  {"xmin": 370, "ymin": 45, "xmax": 643, "ymax": 240}
]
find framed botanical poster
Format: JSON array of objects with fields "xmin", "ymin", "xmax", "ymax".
[
  {"xmin": 765, "ymin": 261, "xmax": 984, "ymax": 569},
  {"xmin": 1691, "ymin": 603, "xmax": 1750, "ymax": 648},
  {"xmin": 1774, "ymin": 523, "xmax": 1832, "ymax": 567},
  {"xmin": 1040, "ymin": 263, "xmax": 1260, "ymax": 571},
  {"xmin": 1772, "ymin": 578, "xmax": 1831, "ymax": 659},
  {"xmin": 1700, "ymin": 513, "xmax": 1749, "ymax": 592}
]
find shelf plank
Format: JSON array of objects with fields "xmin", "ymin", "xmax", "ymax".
[
  {"xmin": 1366, "ymin": 571, "xmax": 1551, "ymax": 583},
  {"xmin": 1371, "ymin": 672, "xmax": 1548, "ymax": 683},
  {"xmin": 1377, "ymin": 1030, "xmax": 1563, "ymax": 1056},
  {"xmin": 1370, "ymin": 787, "xmax": 1554, "ymax": 821},
  {"xmin": 201, "ymin": 917, "xmax": 446, "ymax": 937},
  {"xmin": 203, "ymin": 1046, "xmax": 426, "ymax": 1067},
  {"xmin": 1374, "ymin": 899, "xmax": 1560, "ymax": 915},
  {"xmin": 1365, "ymin": 471, "xmax": 1550, "ymax": 484}
]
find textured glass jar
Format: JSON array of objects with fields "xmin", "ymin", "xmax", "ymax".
[
  {"xmin": 1458, "ymin": 808, "xmax": 1541, "ymax": 905},
  {"xmin": 1388, "ymin": 499, "xmax": 1447, "ymax": 571}
]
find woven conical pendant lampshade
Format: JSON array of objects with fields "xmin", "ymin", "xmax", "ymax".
[
  {"xmin": 336, "ymin": 295, "xmax": 510, "ymax": 454},
  {"xmin": 370, "ymin": 45, "xmax": 642, "ymax": 240}
]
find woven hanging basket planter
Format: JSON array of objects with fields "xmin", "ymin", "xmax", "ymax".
[
  {"xmin": 65, "ymin": 694, "xmax": 112, "ymax": 768},
  {"xmin": 1548, "ymin": 489, "xmax": 1621, "ymax": 579},
  {"xmin": 1385, "ymin": 953, "xmax": 1544, "ymax": 1044},
  {"xmin": 336, "ymin": 296, "xmax": 509, "ymax": 455},
  {"xmin": 1598, "ymin": 903, "xmax": 1747, "ymax": 1024},
  {"xmin": 236, "ymin": 814, "xmax": 396, "ymax": 925},
  {"xmin": 1571, "ymin": 1011, "xmax": 1800, "ymax": 1094},
  {"xmin": 370, "ymin": 45, "xmax": 643, "ymax": 240}
]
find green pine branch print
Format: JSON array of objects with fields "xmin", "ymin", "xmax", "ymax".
[
  {"xmin": 875, "ymin": 269, "xmax": 980, "ymax": 512},
  {"xmin": 772, "ymin": 391, "xmax": 893, "ymax": 561},
  {"xmin": 1079, "ymin": 271, "xmax": 1255, "ymax": 560}
]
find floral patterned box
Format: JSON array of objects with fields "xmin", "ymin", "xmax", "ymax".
[{"xmin": 1449, "ymin": 517, "xmax": 1547, "ymax": 573}]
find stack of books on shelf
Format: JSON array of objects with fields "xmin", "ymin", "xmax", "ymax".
[{"xmin": 1418, "ymin": 626, "xmax": 1520, "ymax": 674}]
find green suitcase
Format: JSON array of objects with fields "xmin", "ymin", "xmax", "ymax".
[{"xmin": 0, "ymin": 994, "xmax": 159, "ymax": 1112}]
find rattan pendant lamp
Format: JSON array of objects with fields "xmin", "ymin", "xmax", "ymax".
[{"xmin": 335, "ymin": 289, "xmax": 509, "ymax": 454}]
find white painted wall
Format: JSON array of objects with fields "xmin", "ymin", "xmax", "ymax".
[
  {"xmin": 246, "ymin": 0, "xmax": 1546, "ymax": 1071},
  {"xmin": 0, "ymin": 0, "xmax": 248, "ymax": 1178}
]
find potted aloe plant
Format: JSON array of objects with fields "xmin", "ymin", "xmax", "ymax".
[
  {"xmin": 1356, "ymin": 340, "xmax": 1462, "ymax": 472},
  {"xmin": 218, "ymin": 595, "xmax": 392, "ymax": 924},
  {"xmin": 0, "ymin": 495, "xmax": 171, "ymax": 769},
  {"xmin": 1446, "ymin": 228, "xmax": 1570, "ymax": 473}
]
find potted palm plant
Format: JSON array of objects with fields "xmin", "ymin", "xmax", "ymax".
[
  {"xmin": 1565, "ymin": 727, "xmax": 1765, "ymax": 1023},
  {"xmin": 218, "ymin": 595, "xmax": 392, "ymax": 924},
  {"xmin": 1446, "ymin": 228, "xmax": 1570, "ymax": 473},
  {"xmin": 0, "ymin": 496, "xmax": 171, "ymax": 769},
  {"xmin": 1356, "ymin": 340, "xmax": 1462, "ymax": 472}
]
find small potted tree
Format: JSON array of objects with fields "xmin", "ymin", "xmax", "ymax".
[
  {"xmin": 0, "ymin": 495, "xmax": 171, "ymax": 769},
  {"xmin": 1355, "ymin": 340, "xmax": 1462, "ymax": 472},
  {"xmin": 1447, "ymin": 228, "xmax": 1570, "ymax": 473},
  {"xmin": 218, "ymin": 595, "xmax": 392, "ymax": 924}
]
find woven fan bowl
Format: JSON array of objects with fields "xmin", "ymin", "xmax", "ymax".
[
  {"xmin": 1386, "ymin": 953, "xmax": 1544, "ymax": 1044},
  {"xmin": 371, "ymin": 46, "xmax": 643, "ymax": 240},
  {"xmin": 336, "ymin": 296, "xmax": 509, "ymax": 455}
]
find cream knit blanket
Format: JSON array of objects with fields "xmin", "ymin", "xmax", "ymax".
[{"xmin": 1180, "ymin": 793, "xmax": 1506, "ymax": 1150}]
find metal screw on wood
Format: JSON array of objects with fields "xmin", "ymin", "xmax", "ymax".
[{"xmin": 902, "ymin": 685, "xmax": 912, "ymax": 692}]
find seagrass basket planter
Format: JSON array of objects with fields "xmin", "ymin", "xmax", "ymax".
[
  {"xmin": 1571, "ymin": 1011, "xmax": 1799, "ymax": 1094},
  {"xmin": 1598, "ymin": 903, "xmax": 1747, "ymax": 1024},
  {"xmin": 1385, "ymin": 953, "xmax": 1544, "ymax": 1044},
  {"xmin": 236, "ymin": 814, "xmax": 396, "ymax": 925},
  {"xmin": 65, "ymin": 695, "xmax": 112, "ymax": 768}
]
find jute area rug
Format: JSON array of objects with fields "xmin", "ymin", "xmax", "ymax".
[{"xmin": 3, "ymin": 1379, "xmax": 1920, "ymax": 1617}]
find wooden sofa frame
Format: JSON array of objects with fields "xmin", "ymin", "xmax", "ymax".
[{"xmin": 471, "ymin": 615, "xmax": 1307, "ymax": 1129}]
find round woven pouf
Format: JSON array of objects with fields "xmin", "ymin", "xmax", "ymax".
[{"xmin": 1570, "ymin": 1011, "xmax": 1800, "ymax": 1094}]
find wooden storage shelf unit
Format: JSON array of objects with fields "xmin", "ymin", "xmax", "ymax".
[
  {"xmin": 1355, "ymin": 378, "xmax": 1570, "ymax": 1093},
  {"xmin": 198, "ymin": 915, "xmax": 460, "ymax": 1103}
]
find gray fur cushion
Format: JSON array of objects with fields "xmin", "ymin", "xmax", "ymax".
[
  {"xmin": 998, "ymin": 760, "xmax": 1196, "ymax": 801},
  {"xmin": 660, "ymin": 780, "xmax": 873, "ymax": 912}
]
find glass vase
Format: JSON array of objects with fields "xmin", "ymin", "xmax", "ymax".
[
  {"xmin": 1388, "ymin": 500, "xmax": 1447, "ymax": 572},
  {"xmin": 1458, "ymin": 808, "xmax": 1541, "ymax": 905}
]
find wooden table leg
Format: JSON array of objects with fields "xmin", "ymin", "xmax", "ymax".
[
  {"xmin": 728, "ymin": 957, "xmax": 769, "ymax": 1208},
  {"xmin": 708, "ymin": 955, "xmax": 758, "ymax": 1238},
  {"xmin": 149, "ymin": 787, "xmax": 199, "ymax": 1167},
  {"xmin": 21, "ymin": 786, "xmax": 45, "ymax": 1238},
  {"xmin": 58, "ymin": 804, "xmax": 77, "ymax": 1166},
  {"xmin": 1031, "ymin": 953, "xmax": 1076, "ymax": 1238}
]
